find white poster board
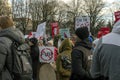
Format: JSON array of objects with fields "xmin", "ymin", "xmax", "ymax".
[
  {"xmin": 36, "ymin": 22, "xmax": 46, "ymax": 38},
  {"xmin": 75, "ymin": 16, "xmax": 90, "ymax": 30},
  {"xmin": 39, "ymin": 47, "xmax": 55, "ymax": 63}
]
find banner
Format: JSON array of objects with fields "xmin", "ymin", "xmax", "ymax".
[
  {"xmin": 39, "ymin": 47, "xmax": 55, "ymax": 63},
  {"xmin": 36, "ymin": 22, "xmax": 46, "ymax": 39},
  {"xmin": 114, "ymin": 11, "xmax": 120, "ymax": 23},
  {"xmin": 75, "ymin": 16, "xmax": 90, "ymax": 30},
  {"xmin": 59, "ymin": 28, "xmax": 70, "ymax": 39},
  {"xmin": 51, "ymin": 22, "xmax": 59, "ymax": 38}
]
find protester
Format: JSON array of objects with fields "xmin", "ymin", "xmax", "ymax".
[
  {"xmin": 70, "ymin": 27, "xmax": 93, "ymax": 80},
  {"xmin": 47, "ymin": 40, "xmax": 58, "ymax": 70},
  {"xmin": 56, "ymin": 38, "xmax": 73, "ymax": 80},
  {"xmin": 29, "ymin": 37, "xmax": 39, "ymax": 80},
  {"xmin": 38, "ymin": 39, "xmax": 57, "ymax": 80},
  {"xmin": 90, "ymin": 20, "xmax": 120, "ymax": 80},
  {"xmin": 38, "ymin": 39, "xmax": 44, "ymax": 46},
  {"xmin": 0, "ymin": 16, "xmax": 27, "ymax": 80}
]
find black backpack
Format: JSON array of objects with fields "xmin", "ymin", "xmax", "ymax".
[{"xmin": 7, "ymin": 37, "xmax": 33, "ymax": 80}]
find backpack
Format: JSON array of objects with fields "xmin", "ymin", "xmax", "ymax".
[
  {"xmin": 74, "ymin": 46, "xmax": 92, "ymax": 71},
  {"xmin": 61, "ymin": 55, "xmax": 71, "ymax": 70},
  {"xmin": 6, "ymin": 37, "xmax": 33, "ymax": 80}
]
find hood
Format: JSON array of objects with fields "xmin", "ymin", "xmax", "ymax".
[
  {"xmin": 75, "ymin": 40, "xmax": 92, "ymax": 50},
  {"xmin": 112, "ymin": 20, "xmax": 120, "ymax": 34},
  {"xmin": 0, "ymin": 27, "xmax": 25, "ymax": 44},
  {"xmin": 59, "ymin": 38, "xmax": 73, "ymax": 53}
]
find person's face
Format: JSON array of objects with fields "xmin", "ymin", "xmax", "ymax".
[{"xmin": 29, "ymin": 41, "xmax": 34, "ymax": 46}]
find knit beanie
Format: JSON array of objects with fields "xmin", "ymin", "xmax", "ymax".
[{"xmin": 75, "ymin": 27, "xmax": 89, "ymax": 40}]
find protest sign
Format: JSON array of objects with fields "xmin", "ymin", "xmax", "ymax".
[
  {"xmin": 51, "ymin": 22, "xmax": 59, "ymax": 38},
  {"xmin": 75, "ymin": 16, "xmax": 90, "ymax": 30},
  {"xmin": 59, "ymin": 28, "xmax": 70, "ymax": 39},
  {"xmin": 36, "ymin": 22, "xmax": 46, "ymax": 39},
  {"xmin": 39, "ymin": 47, "xmax": 55, "ymax": 63}
]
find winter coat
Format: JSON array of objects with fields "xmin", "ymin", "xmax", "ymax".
[
  {"xmin": 70, "ymin": 40, "xmax": 93, "ymax": 80},
  {"xmin": 30, "ymin": 44, "xmax": 39, "ymax": 80},
  {"xmin": 90, "ymin": 20, "xmax": 120, "ymax": 80},
  {"xmin": 0, "ymin": 27, "xmax": 25, "ymax": 80},
  {"xmin": 56, "ymin": 38, "xmax": 72, "ymax": 80}
]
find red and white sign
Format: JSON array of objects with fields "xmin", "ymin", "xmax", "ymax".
[
  {"xmin": 114, "ymin": 11, "xmax": 120, "ymax": 23},
  {"xmin": 27, "ymin": 22, "xmax": 46, "ymax": 39},
  {"xmin": 51, "ymin": 22, "xmax": 59, "ymax": 38},
  {"xmin": 75, "ymin": 16, "xmax": 90, "ymax": 30},
  {"xmin": 39, "ymin": 47, "xmax": 55, "ymax": 63}
]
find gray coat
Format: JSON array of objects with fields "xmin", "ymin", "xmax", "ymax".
[
  {"xmin": 90, "ymin": 20, "xmax": 120, "ymax": 80},
  {"xmin": 0, "ymin": 27, "xmax": 25, "ymax": 80}
]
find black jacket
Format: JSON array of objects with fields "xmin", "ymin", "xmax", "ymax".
[
  {"xmin": 30, "ymin": 44, "xmax": 39, "ymax": 80},
  {"xmin": 70, "ymin": 41, "xmax": 93, "ymax": 80}
]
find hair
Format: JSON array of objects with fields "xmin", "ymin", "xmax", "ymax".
[
  {"xmin": 0, "ymin": 16, "xmax": 14, "ymax": 29},
  {"xmin": 29, "ymin": 37, "xmax": 38, "ymax": 45}
]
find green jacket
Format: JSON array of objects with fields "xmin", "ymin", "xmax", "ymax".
[{"xmin": 56, "ymin": 38, "xmax": 72, "ymax": 80}]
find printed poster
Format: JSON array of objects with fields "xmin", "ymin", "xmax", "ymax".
[
  {"xmin": 39, "ymin": 47, "xmax": 55, "ymax": 63},
  {"xmin": 59, "ymin": 28, "xmax": 70, "ymax": 39},
  {"xmin": 75, "ymin": 16, "xmax": 90, "ymax": 30}
]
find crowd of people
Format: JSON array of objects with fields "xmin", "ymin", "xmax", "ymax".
[{"xmin": 0, "ymin": 15, "xmax": 120, "ymax": 80}]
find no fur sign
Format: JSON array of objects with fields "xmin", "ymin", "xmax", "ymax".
[{"xmin": 39, "ymin": 47, "xmax": 55, "ymax": 63}]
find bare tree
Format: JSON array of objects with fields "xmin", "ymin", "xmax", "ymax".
[
  {"xmin": 55, "ymin": 1, "xmax": 70, "ymax": 28},
  {"xmin": 93, "ymin": 19, "xmax": 106, "ymax": 36},
  {"xmin": 12, "ymin": 0, "xmax": 30, "ymax": 34},
  {"xmin": 29, "ymin": 0, "xmax": 58, "ymax": 32},
  {"xmin": 56, "ymin": 0, "xmax": 83, "ymax": 33},
  {"xmin": 83, "ymin": 0, "xmax": 105, "ymax": 34},
  {"xmin": 0, "ymin": 0, "xmax": 11, "ymax": 16}
]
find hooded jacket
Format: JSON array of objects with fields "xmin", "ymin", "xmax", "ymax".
[
  {"xmin": 0, "ymin": 27, "xmax": 25, "ymax": 80},
  {"xmin": 90, "ymin": 20, "xmax": 120, "ymax": 80},
  {"xmin": 70, "ymin": 40, "xmax": 92, "ymax": 80},
  {"xmin": 56, "ymin": 38, "xmax": 72, "ymax": 80}
]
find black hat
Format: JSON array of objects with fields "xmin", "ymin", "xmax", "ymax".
[{"xmin": 75, "ymin": 27, "xmax": 89, "ymax": 40}]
